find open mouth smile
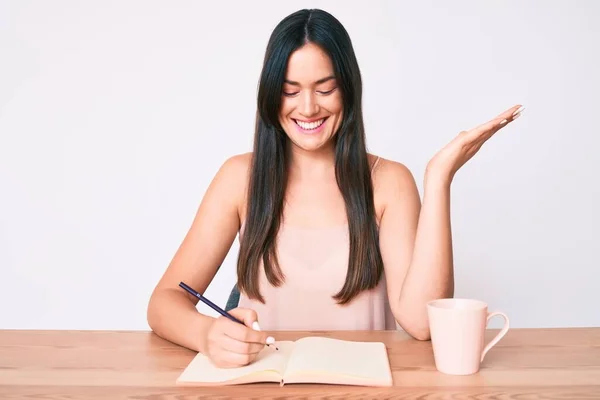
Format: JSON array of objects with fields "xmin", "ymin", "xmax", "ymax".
[{"xmin": 293, "ymin": 117, "xmax": 328, "ymax": 133}]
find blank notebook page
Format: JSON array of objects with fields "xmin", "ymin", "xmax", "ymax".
[{"xmin": 284, "ymin": 337, "xmax": 391, "ymax": 379}]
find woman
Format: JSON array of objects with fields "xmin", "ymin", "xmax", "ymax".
[{"xmin": 147, "ymin": 8, "xmax": 523, "ymax": 368}]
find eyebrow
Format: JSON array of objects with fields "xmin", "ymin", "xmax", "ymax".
[{"xmin": 284, "ymin": 75, "xmax": 336, "ymax": 86}]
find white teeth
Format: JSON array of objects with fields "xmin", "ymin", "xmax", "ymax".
[{"xmin": 295, "ymin": 118, "xmax": 325, "ymax": 130}]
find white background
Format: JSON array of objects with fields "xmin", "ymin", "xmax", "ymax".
[{"xmin": 1, "ymin": 0, "xmax": 598, "ymax": 330}]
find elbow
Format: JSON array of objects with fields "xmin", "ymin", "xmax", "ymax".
[
  {"xmin": 393, "ymin": 307, "xmax": 431, "ymax": 341},
  {"xmin": 146, "ymin": 290, "xmax": 162, "ymax": 334},
  {"xmin": 395, "ymin": 321, "xmax": 431, "ymax": 341},
  {"xmin": 399, "ymin": 319, "xmax": 431, "ymax": 341},
  {"xmin": 409, "ymin": 328, "xmax": 431, "ymax": 341},
  {"xmin": 146, "ymin": 300, "xmax": 156, "ymax": 332}
]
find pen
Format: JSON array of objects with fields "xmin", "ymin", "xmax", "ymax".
[{"xmin": 178, "ymin": 281, "xmax": 278, "ymax": 350}]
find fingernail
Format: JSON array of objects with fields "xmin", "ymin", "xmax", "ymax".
[
  {"xmin": 512, "ymin": 106, "xmax": 525, "ymax": 116},
  {"xmin": 266, "ymin": 336, "xmax": 275, "ymax": 345},
  {"xmin": 512, "ymin": 112, "xmax": 521, "ymax": 120},
  {"xmin": 499, "ymin": 119, "xmax": 508, "ymax": 125},
  {"xmin": 252, "ymin": 322, "xmax": 261, "ymax": 331}
]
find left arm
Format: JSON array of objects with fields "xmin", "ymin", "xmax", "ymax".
[
  {"xmin": 378, "ymin": 163, "xmax": 454, "ymax": 341},
  {"xmin": 380, "ymin": 104, "xmax": 524, "ymax": 340}
]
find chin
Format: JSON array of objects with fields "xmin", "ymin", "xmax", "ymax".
[
  {"xmin": 290, "ymin": 138, "xmax": 330, "ymax": 152},
  {"xmin": 282, "ymin": 116, "xmax": 338, "ymax": 152}
]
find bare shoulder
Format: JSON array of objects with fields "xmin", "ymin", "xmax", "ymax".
[
  {"xmin": 371, "ymin": 156, "xmax": 416, "ymax": 190},
  {"xmin": 219, "ymin": 152, "xmax": 252, "ymax": 176},
  {"xmin": 369, "ymin": 154, "xmax": 420, "ymax": 212},
  {"xmin": 212, "ymin": 152, "xmax": 252, "ymax": 217}
]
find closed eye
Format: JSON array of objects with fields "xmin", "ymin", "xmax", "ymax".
[
  {"xmin": 318, "ymin": 88, "xmax": 337, "ymax": 95},
  {"xmin": 283, "ymin": 87, "xmax": 337, "ymax": 97}
]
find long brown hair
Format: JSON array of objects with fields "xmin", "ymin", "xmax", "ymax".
[{"xmin": 236, "ymin": 9, "xmax": 383, "ymax": 305}]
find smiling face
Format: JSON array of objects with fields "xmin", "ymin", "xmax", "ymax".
[{"xmin": 279, "ymin": 42, "xmax": 344, "ymax": 153}]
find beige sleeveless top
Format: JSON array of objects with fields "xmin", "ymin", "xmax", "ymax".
[{"xmin": 237, "ymin": 158, "xmax": 397, "ymax": 331}]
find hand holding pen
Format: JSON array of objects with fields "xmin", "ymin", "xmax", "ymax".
[{"xmin": 179, "ymin": 282, "xmax": 277, "ymax": 369}]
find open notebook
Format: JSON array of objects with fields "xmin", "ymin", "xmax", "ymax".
[{"xmin": 176, "ymin": 336, "xmax": 393, "ymax": 387}]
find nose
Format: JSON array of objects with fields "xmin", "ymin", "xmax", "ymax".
[{"xmin": 299, "ymin": 91, "xmax": 319, "ymax": 117}]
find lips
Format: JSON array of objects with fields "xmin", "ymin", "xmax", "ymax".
[{"xmin": 293, "ymin": 117, "xmax": 328, "ymax": 131}]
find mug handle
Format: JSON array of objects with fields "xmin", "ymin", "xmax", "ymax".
[{"xmin": 480, "ymin": 311, "xmax": 510, "ymax": 362}]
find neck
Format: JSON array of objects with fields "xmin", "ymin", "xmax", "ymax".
[{"xmin": 287, "ymin": 141, "xmax": 336, "ymax": 180}]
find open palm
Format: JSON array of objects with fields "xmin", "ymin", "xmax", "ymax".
[{"xmin": 427, "ymin": 104, "xmax": 525, "ymax": 181}]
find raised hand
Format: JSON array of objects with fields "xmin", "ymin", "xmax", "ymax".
[{"xmin": 426, "ymin": 104, "xmax": 525, "ymax": 183}]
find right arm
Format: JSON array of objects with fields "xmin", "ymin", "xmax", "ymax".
[{"xmin": 147, "ymin": 153, "xmax": 267, "ymax": 363}]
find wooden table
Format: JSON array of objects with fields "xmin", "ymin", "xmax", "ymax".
[{"xmin": 1, "ymin": 328, "xmax": 599, "ymax": 399}]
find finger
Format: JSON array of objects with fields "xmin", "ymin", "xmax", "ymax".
[
  {"xmin": 493, "ymin": 104, "xmax": 524, "ymax": 122},
  {"xmin": 477, "ymin": 120, "xmax": 507, "ymax": 144},
  {"xmin": 228, "ymin": 307, "xmax": 260, "ymax": 329},
  {"xmin": 468, "ymin": 116, "xmax": 508, "ymax": 139},
  {"xmin": 226, "ymin": 307, "xmax": 275, "ymax": 343},
  {"xmin": 467, "ymin": 104, "xmax": 524, "ymax": 138},
  {"xmin": 220, "ymin": 317, "xmax": 269, "ymax": 344},
  {"xmin": 219, "ymin": 334, "xmax": 265, "ymax": 355},
  {"xmin": 220, "ymin": 351, "xmax": 256, "ymax": 367}
]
